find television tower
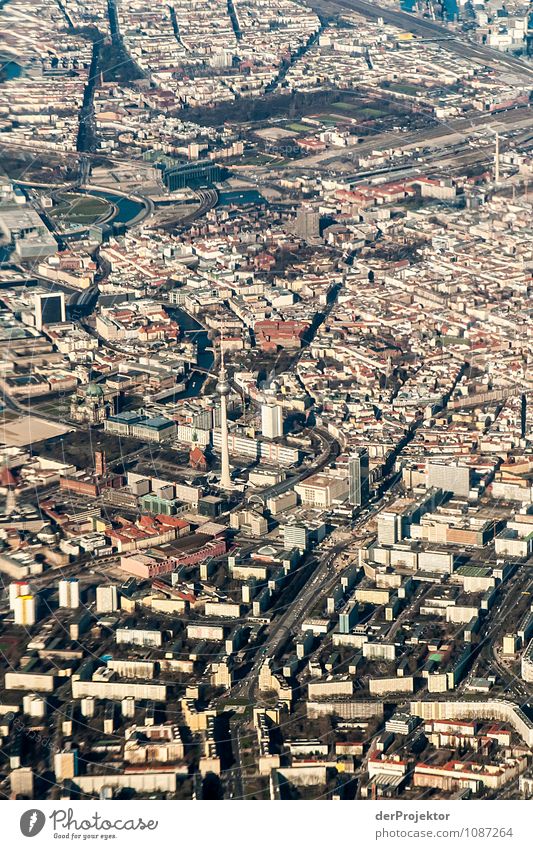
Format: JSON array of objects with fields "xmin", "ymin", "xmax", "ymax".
[
  {"xmin": 494, "ymin": 131, "xmax": 500, "ymax": 184},
  {"xmin": 217, "ymin": 339, "xmax": 232, "ymax": 490}
]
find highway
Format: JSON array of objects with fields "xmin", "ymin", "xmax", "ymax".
[
  {"xmin": 226, "ymin": 719, "xmax": 246, "ymax": 801},
  {"xmin": 475, "ymin": 566, "xmax": 533, "ymax": 703},
  {"xmin": 219, "ymin": 500, "xmax": 390, "ymax": 798},
  {"xmin": 230, "ymin": 491, "xmax": 395, "ymax": 705}
]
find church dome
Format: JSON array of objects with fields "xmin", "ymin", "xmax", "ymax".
[{"xmin": 86, "ymin": 382, "xmax": 104, "ymax": 398}]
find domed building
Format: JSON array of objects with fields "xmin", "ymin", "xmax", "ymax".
[
  {"xmin": 86, "ymin": 382, "xmax": 104, "ymax": 399},
  {"xmin": 70, "ymin": 381, "xmax": 114, "ymax": 424}
]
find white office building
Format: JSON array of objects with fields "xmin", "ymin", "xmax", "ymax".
[
  {"xmin": 96, "ymin": 584, "xmax": 119, "ymax": 613},
  {"xmin": 261, "ymin": 402, "xmax": 283, "ymax": 440},
  {"xmin": 59, "ymin": 578, "xmax": 80, "ymax": 609}
]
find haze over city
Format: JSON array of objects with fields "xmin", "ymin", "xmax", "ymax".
[{"xmin": 0, "ymin": 0, "xmax": 532, "ymax": 804}]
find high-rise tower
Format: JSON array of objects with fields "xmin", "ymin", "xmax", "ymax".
[
  {"xmin": 348, "ymin": 449, "xmax": 369, "ymax": 507},
  {"xmin": 294, "ymin": 205, "xmax": 320, "ymax": 241},
  {"xmin": 217, "ymin": 345, "xmax": 232, "ymax": 490},
  {"xmin": 261, "ymin": 401, "xmax": 283, "ymax": 440}
]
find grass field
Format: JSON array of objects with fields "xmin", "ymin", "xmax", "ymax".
[
  {"xmin": 27, "ymin": 396, "xmax": 73, "ymax": 419},
  {"xmin": 332, "ymin": 101, "xmax": 387, "ymax": 119},
  {"xmin": 286, "ymin": 122, "xmax": 312, "ymax": 133},
  {"xmin": 317, "ymin": 116, "xmax": 342, "ymax": 125},
  {"xmin": 383, "ymin": 82, "xmax": 420, "ymax": 96},
  {"xmin": 358, "ymin": 107, "xmax": 388, "ymax": 118},
  {"xmin": 234, "ymin": 153, "xmax": 277, "ymax": 165},
  {"xmin": 50, "ymin": 192, "xmax": 111, "ymax": 225}
]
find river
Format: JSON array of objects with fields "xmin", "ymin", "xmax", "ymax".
[
  {"xmin": 165, "ymin": 307, "xmax": 214, "ymax": 400},
  {"xmin": 89, "ymin": 191, "xmax": 146, "ymax": 225}
]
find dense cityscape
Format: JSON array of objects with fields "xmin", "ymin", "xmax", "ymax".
[{"xmin": 0, "ymin": 0, "xmax": 532, "ymax": 804}]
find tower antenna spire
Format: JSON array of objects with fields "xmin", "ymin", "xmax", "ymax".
[{"xmin": 217, "ymin": 322, "xmax": 232, "ymax": 490}]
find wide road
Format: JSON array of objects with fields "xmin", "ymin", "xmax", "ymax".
[
  {"xmin": 245, "ymin": 427, "xmax": 341, "ymax": 509},
  {"xmin": 231, "ymin": 485, "xmax": 399, "ymax": 706},
  {"xmin": 229, "ymin": 546, "xmax": 341, "ymax": 701},
  {"xmin": 310, "ymin": 0, "xmax": 533, "ymax": 78}
]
